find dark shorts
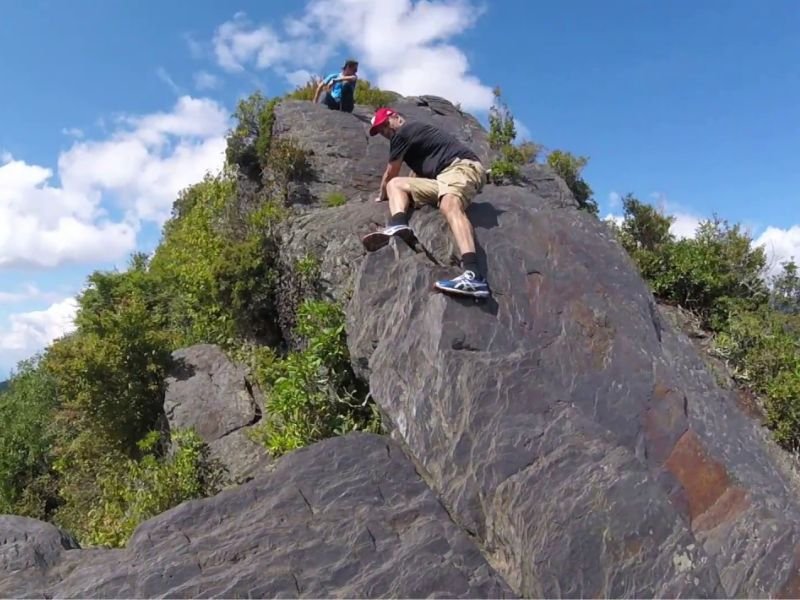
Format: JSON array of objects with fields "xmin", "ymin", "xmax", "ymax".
[{"xmin": 320, "ymin": 86, "xmax": 354, "ymax": 113}]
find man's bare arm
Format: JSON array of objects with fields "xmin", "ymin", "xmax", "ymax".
[{"xmin": 376, "ymin": 159, "xmax": 403, "ymax": 201}]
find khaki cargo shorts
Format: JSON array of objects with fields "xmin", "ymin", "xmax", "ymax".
[{"xmin": 406, "ymin": 158, "xmax": 486, "ymax": 208}]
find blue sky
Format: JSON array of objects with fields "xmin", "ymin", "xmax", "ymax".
[{"xmin": 1, "ymin": 0, "xmax": 799, "ymax": 377}]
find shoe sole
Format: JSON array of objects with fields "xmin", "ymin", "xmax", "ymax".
[
  {"xmin": 361, "ymin": 229, "xmax": 416, "ymax": 252},
  {"xmin": 433, "ymin": 282, "xmax": 491, "ymax": 298}
]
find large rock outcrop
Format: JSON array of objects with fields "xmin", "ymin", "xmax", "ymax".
[
  {"xmin": 275, "ymin": 95, "xmax": 800, "ymax": 597},
  {"xmin": 3, "ymin": 95, "xmax": 800, "ymax": 598},
  {"xmin": 332, "ymin": 106, "xmax": 800, "ymax": 596}
]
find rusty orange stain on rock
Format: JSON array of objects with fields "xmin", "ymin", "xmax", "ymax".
[
  {"xmin": 643, "ymin": 382, "xmax": 688, "ymax": 466},
  {"xmin": 692, "ymin": 486, "xmax": 748, "ymax": 533},
  {"xmin": 664, "ymin": 429, "xmax": 747, "ymax": 528}
]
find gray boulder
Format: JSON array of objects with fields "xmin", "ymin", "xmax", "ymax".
[
  {"xmin": 0, "ymin": 434, "xmax": 514, "ymax": 599},
  {"xmin": 164, "ymin": 344, "xmax": 269, "ymax": 482},
  {"xmin": 0, "ymin": 516, "xmax": 79, "ymax": 597}
]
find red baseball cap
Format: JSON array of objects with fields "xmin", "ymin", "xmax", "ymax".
[{"xmin": 369, "ymin": 107, "xmax": 396, "ymax": 136}]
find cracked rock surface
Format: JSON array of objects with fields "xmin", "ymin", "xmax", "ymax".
[
  {"xmin": 333, "ymin": 99, "xmax": 800, "ymax": 597},
  {"xmin": 4, "ymin": 96, "xmax": 800, "ymax": 599},
  {"xmin": 0, "ymin": 434, "xmax": 514, "ymax": 599},
  {"xmin": 164, "ymin": 344, "xmax": 270, "ymax": 483}
]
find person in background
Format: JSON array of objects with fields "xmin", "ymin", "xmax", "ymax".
[{"xmin": 313, "ymin": 59, "xmax": 358, "ymax": 113}]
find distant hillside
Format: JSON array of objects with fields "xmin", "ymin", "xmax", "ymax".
[{"xmin": 0, "ymin": 380, "xmax": 8, "ymax": 393}]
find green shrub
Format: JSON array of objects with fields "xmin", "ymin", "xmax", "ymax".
[
  {"xmin": 616, "ymin": 193, "xmax": 675, "ymax": 255},
  {"xmin": 150, "ymin": 174, "xmax": 238, "ymax": 347},
  {"xmin": 285, "ymin": 76, "xmax": 398, "ymax": 108},
  {"xmin": 0, "ymin": 357, "xmax": 59, "ymax": 517},
  {"xmin": 487, "ymin": 87, "xmax": 525, "ymax": 183},
  {"xmin": 613, "ymin": 198, "xmax": 767, "ymax": 330},
  {"xmin": 772, "ymin": 260, "xmax": 800, "ymax": 314},
  {"xmin": 225, "ymin": 92, "xmax": 279, "ymax": 180},
  {"xmin": 713, "ymin": 307, "xmax": 800, "ymax": 449},
  {"xmin": 486, "ymin": 87, "xmax": 543, "ymax": 185},
  {"xmin": 82, "ymin": 429, "xmax": 223, "ymax": 548},
  {"xmin": 546, "ymin": 150, "xmax": 597, "ymax": 215},
  {"xmin": 249, "ymin": 300, "xmax": 380, "ymax": 456},
  {"xmin": 613, "ymin": 195, "xmax": 799, "ymax": 450},
  {"xmin": 284, "ymin": 76, "xmax": 323, "ymax": 101},
  {"xmin": 354, "ymin": 79, "xmax": 399, "ymax": 108},
  {"xmin": 212, "ymin": 200, "xmax": 287, "ymax": 345},
  {"xmin": 48, "ymin": 269, "xmax": 174, "ymax": 454},
  {"xmin": 325, "ymin": 191, "xmax": 347, "ymax": 207},
  {"xmin": 650, "ymin": 218, "xmax": 767, "ymax": 329},
  {"xmin": 265, "ymin": 136, "xmax": 312, "ymax": 204}
]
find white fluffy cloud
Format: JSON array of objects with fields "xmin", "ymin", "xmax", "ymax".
[
  {"xmin": 194, "ymin": 70, "xmax": 220, "ymax": 90},
  {"xmin": 0, "ymin": 96, "xmax": 229, "ymax": 269},
  {"xmin": 755, "ymin": 225, "xmax": 800, "ymax": 277},
  {"xmin": 211, "ymin": 0, "xmax": 494, "ymax": 111},
  {"xmin": 214, "ymin": 13, "xmax": 288, "ymax": 72},
  {"xmin": 0, "ymin": 156, "xmax": 136, "ymax": 268},
  {"xmin": 669, "ymin": 212, "xmax": 702, "ymax": 240},
  {"xmin": 0, "ymin": 284, "xmax": 43, "ymax": 304},
  {"xmin": 0, "ymin": 297, "xmax": 78, "ymax": 373}
]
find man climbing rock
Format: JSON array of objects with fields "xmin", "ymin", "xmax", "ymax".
[
  {"xmin": 363, "ymin": 107, "xmax": 490, "ymax": 298},
  {"xmin": 313, "ymin": 59, "xmax": 358, "ymax": 113}
]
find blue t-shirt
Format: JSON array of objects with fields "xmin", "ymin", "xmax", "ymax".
[{"xmin": 323, "ymin": 72, "xmax": 355, "ymax": 100}]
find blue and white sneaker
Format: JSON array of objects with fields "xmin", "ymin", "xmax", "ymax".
[
  {"xmin": 361, "ymin": 224, "xmax": 416, "ymax": 252},
  {"xmin": 434, "ymin": 270, "xmax": 491, "ymax": 298}
]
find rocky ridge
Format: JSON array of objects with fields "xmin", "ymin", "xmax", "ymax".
[{"xmin": 2, "ymin": 95, "xmax": 800, "ymax": 598}]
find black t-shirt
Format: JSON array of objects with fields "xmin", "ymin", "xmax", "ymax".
[{"xmin": 389, "ymin": 122, "xmax": 480, "ymax": 179}]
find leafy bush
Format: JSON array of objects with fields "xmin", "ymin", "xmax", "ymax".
[
  {"xmin": 615, "ymin": 193, "xmax": 675, "ymax": 255},
  {"xmin": 487, "ymin": 87, "xmax": 531, "ymax": 183},
  {"xmin": 47, "ymin": 265, "xmax": 174, "ymax": 455},
  {"xmin": 225, "ymin": 92, "xmax": 279, "ymax": 181},
  {"xmin": 354, "ymin": 79, "xmax": 399, "ymax": 108},
  {"xmin": 284, "ymin": 76, "xmax": 322, "ymax": 101},
  {"xmin": 82, "ymin": 429, "xmax": 223, "ymax": 548},
  {"xmin": 150, "ymin": 174, "xmax": 240, "ymax": 347},
  {"xmin": 650, "ymin": 218, "xmax": 767, "ymax": 329},
  {"xmin": 249, "ymin": 300, "xmax": 380, "ymax": 456},
  {"xmin": 713, "ymin": 307, "xmax": 800, "ymax": 449},
  {"xmin": 264, "ymin": 136, "xmax": 313, "ymax": 204},
  {"xmin": 213, "ymin": 200, "xmax": 287, "ymax": 345},
  {"xmin": 771, "ymin": 260, "xmax": 800, "ymax": 314},
  {"xmin": 285, "ymin": 76, "xmax": 398, "ymax": 108},
  {"xmin": 546, "ymin": 150, "xmax": 597, "ymax": 215},
  {"xmin": 613, "ymin": 197, "xmax": 767, "ymax": 329},
  {"xmin": 325, "ymin": 191, "xmax": 347, "ymax": 207},
  {"xmin": 613, "ymin": 194, "xmax": 800, "ymax": 451},
  {"xmin": 0, "ymin": 357, "xmax": 59, "ymax": 517}
]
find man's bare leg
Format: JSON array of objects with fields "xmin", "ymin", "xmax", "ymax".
[
  {"xmin": 362, "ymin": 177, "xmax": 418, "ymax": 251},
  {"xmin": 386, "ymin": 177, "xmax": 414, "ymax": 216},
  {"xmin": 439, "ymin": 193, "xmax": 476, "ymax": 256}
]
